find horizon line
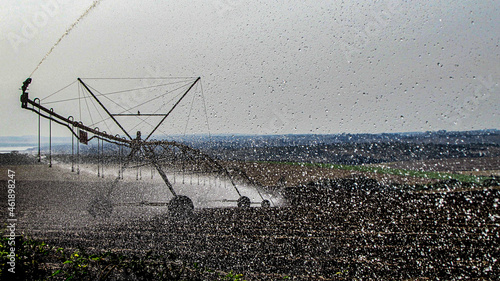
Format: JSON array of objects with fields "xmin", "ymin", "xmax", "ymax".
[{"xmin": 0, "ymin": 128, "xmax": 498, "ymax": 140}]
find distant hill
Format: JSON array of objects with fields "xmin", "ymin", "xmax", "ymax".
[
  {"xmin": 178, "ymin": 129, "xmax": 500, "ymax": 165},
  {"xmin": 168, "ymin": 129, "xmax": 500, "ymax": 150},
  {"xmin": 2, "ymin": 129, "xmax": 498, "ymax": 149},
  {"xmin": 1, "ymin": 130, "xmax": 498, "ymax": 165}
]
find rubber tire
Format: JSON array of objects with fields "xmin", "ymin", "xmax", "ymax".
[
  {"xmin": 88, "ymin": 196, "xmax": 113, "ymax": 218},
  {"xmin": 261, "ymin": 200, "xmax": 271, "ymax": 208},
  {"xmin": 168, "ymin": 195, "xmax": 194, "ymax": 218},
  {"xmin": 237, "ymin": 196, "xmax": 251, "ymax": 208}
]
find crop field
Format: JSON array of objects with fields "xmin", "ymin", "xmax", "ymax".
[
  {"xmin": 232, "ymin": 158, "xmax": 500, "ymax": 190},
  {"xmin": 264, "ymin": 161, "xmax": 490, "ymax": 183},
  {"xmin": 1, "ymin": 155, "xmax": 499, "ymax": 280}
]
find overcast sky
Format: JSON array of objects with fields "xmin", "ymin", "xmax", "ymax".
[{"xmin": 1, "ymin": 0, "xmax": 499, "ymax": 137}]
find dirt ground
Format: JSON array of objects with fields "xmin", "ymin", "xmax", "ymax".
[
  {"xmin": 1, "ymin": 162, "xmax": 499, "ymax": 280},
  {"xmin": 231, "ymin": 161, "xmax": 444, "ymax": 188},
  {"xmin": 371, "ymin": 156, "xmax": 500, "ymax": 176},
  {"xmin": 229, "ymin": 157, "xmax": 500, "ymax": 189}
]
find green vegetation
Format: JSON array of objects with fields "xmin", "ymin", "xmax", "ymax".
[
  {"xmin": 221, "ymin": 271, "xmax": 245, "ymax": 281},
  {"xmin": 0, "ymin": 232, "xmax": 246, "ymax": 280},
  {"xmin": 266, "ymin": 161, "xmax": 489, "ymax": 183}
]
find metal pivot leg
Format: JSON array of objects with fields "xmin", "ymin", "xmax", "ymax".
[{"xmin": 145, "ymin": 146, "xmax": 193, "ymax": 218}]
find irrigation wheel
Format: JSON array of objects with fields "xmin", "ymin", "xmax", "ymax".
[
  {"xmin": 237, "ymin": 196, "xmax": 251, "ymax": 208},
  {"xmin": 168, "ymin": 195, "xmax": 194, "ymax": 218},
  {"xmin": 261, "ymin": 200, "xmax": 271, "ymax": 208}
]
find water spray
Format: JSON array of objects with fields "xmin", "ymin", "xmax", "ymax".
[{"xmin": 29, "ymin": 0, "xmax": 104, "ymax": 77}]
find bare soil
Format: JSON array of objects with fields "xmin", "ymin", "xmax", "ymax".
[
  {"xmin": 371, "ymin": 156, "xmax": 500, "ymax": 175},
  {"xmin": 231, "ymin": 161, "xmax": 439, "ymax": 187},
  {"xmin": 1, "ymin": 161, "xmax": 499, "ymax": 280}
]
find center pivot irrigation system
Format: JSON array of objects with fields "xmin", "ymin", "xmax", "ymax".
[{"xmin": 20, "ymin": 77, "xmax": 273, "ymax": 217}]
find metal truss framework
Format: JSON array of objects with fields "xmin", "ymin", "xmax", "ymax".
[{"xmin": 20, "ymin": 78, "xmax": 272, "ymax": 217}]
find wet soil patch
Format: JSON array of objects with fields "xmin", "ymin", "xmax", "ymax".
[{"xmin": 23, "ymin": 187, "xmax": 500, "ymax": 280}]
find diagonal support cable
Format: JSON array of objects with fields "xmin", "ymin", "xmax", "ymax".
[
  {"xmin": 78, "ymin": 78, "xmax": 133, "ymax": 139},
  {"xmin": 145, "ymin": 77, "xmax": 201, "ymax": 141}
]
